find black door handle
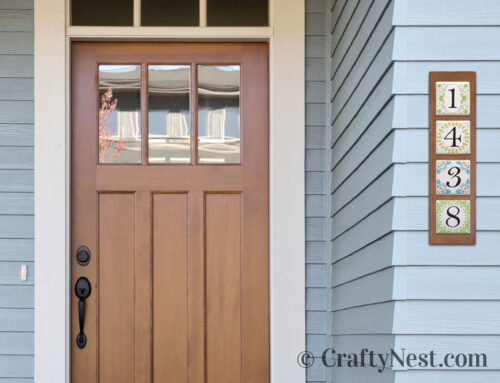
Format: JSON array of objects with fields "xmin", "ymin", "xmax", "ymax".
[{"xmin": 75, "ymin": 277, "xmax": 91, "ymax": 349}]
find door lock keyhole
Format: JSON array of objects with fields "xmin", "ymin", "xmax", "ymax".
[{"xmin": 76, "ymin": 246, "xmax": 91, "ymax": 266}]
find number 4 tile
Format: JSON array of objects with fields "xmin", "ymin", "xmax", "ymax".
[
  {"xmin": 436, "ymin": 200, "xmax": 471, "ymax": 234},
  {"xmin": 436, "ymin": 121, "xmax": 471, "ymax": 154},
  {"xmin": 436, "ymin": 82, "xmax": 470, "ymax": 115}
]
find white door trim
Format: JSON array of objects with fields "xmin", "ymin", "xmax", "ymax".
[{"xmin": 34, "ymin": 1, "xmax": 305, "ymax": 382}]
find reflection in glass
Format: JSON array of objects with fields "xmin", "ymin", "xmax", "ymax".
[
  {"xmin": 148, "ymin": 65, "xmax": 191, "ymax": 164},
  {"xmin": 99, "ymin": 65, "xmax": 141, "ymax": 164},
  {"xmin": 198, "ymin": 65, "xmax": 240, "ymax": 164}
]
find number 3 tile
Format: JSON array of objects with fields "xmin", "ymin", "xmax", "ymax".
[
  {"xmin": 436, "ymin": 82, "xmax": 470, "ymax": 115},
  {"xmin": 436, "ymin": 121, "xmax": 471, "ymax": 154},
  {"xmin": 436, "ymin": 160, "xmax": 471, "ymax": 195},
  {"xmin": 436, "ymin": 200, "xmax": 471, "ymax": 234}
]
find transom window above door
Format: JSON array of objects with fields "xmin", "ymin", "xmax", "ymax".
[
  {"xmin": 98, "ymin": 63, "xmax": 241, "ymax": 165},
  {"xmin": 71, "ymin": 0, "xmax": 269, "ymax": 26}
]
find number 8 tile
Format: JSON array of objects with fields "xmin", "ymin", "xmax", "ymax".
[{"xmin": 436, "ymin": 200, "xmax": 471, "ymax": 234}]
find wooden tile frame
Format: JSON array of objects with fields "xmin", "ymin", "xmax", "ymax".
[{"xmin": 429, "ymin": 72, "xmax": 476, "ymax": 245}]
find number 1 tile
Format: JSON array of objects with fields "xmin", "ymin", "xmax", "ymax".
[{"xmin": 436, "ymin": 82, "xmax": 470, "ymax": 115}]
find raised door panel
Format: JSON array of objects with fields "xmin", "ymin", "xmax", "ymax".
[
  {"xmin": 153, "ymin": 193, "xmax": 189, "ymax": 382},
  {"xmin": 98, "ymin": 193, "xmax": 136, "ymax": 383},
  {"xmin": 206, "ymin": 193, "xmax": 242, "ymax": 383}
]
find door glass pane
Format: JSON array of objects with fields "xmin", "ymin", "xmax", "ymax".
[
  {"xmin": 142, "ymin": 0, "xmax": 199, "ymax": 26},
  {"xmin": 148, "ymin": 65, "xmax": 191, "ymax": 164},
  {"xmin": 207, "ymin": 0, "xmax": 268, "ymax": 26},
  {"xmin": 72, "ymin": 0, "xmax": 134, "ymax": 26},
  {"xmin": 198, "ymin": 65, "xmax": 240, "ymax": 164},
  {"xmin": 99, "ymin": 65, "xmax": 141, "ymax": 164}
]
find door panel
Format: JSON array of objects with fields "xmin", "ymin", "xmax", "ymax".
[
  {"xmin": 153, "ymin": 193, "xmax": 189, "ymax": 382},
  {"xmin": 71, "ymin": 43, "xmax": 269, "ymax": 383},
  {"xmin": 98, "ymin": 193, "xmax": 135, "ymax": 383},
  {"xmin": 206, "ymin": 194, "xmax": 242, "ymax": 383}
]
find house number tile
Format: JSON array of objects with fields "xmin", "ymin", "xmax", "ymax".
[
  {"xmin": 436, "ymin": 200, "xmax": 471, "ymax": 234},
  {"xmin": 436, "ymin": 160, "xmax": 471, "ymax": 195},
  {"xmin": 436, "ymin": 81, "xmax": 470, "ymax": 115},
  {"xmin": 436, "ymin": 120, "xmax": 471, "ymax": 155},
  {"xmin": 430, "ymin": 72, "xmax": 475, "ymax": 244}
]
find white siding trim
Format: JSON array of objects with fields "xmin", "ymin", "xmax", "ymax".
[
  {"xmin": 66, "ymin": 26, "xmax": 274, "ymax": 39},
  {"xmin": 34, "ymin": 0, "xmax": 69, "ymax": 382},
  {"xmin": 270, "ymin": 0, "xmax": 306, "ymax": 381},
  {"xmin": 34, "ymin": 1, "xmax": 305, "ymax": 383}
]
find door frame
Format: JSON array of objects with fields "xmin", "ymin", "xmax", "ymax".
[{"xmin": 34, "ymin": 1, "xmax": 305, "ymax": 382}]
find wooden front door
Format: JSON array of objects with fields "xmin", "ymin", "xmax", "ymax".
[{"xmin": 71, "ymin": 42, "xmax": 269, "ymax": 383}]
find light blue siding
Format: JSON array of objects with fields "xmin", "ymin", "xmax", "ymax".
[
  {"xmin": 0, "ymin": 0, "xmax": 33, "ymax": 381},
  {"xmin": 389, "ymin": 0, "xmax": 500, "ymax": 380},
  {"xmin": 325, "ymin": 1, "xmax": 500, "ymax": 382},
  {"xmin": 393, "ymin": 0, "xmax": 500, "ymax": 26}
]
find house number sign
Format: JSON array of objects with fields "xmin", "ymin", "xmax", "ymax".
[{"xmin": 429, "ymin": 72, "xmax": 476, "ymax": 245}]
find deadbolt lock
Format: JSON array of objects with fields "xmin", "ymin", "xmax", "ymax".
[{"xmin": 76, "ymin": 246, "xmax": 91, "ymax": 266}]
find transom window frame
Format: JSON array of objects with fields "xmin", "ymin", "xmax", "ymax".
[
  {"xmin": 69, "ymin": 0, "xmax": 270, "ymax": 28},
  {"xmin": 35, "ymin": 0, "xmax": 305, "ymax": 382}
]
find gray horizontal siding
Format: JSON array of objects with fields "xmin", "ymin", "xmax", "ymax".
[
  {"xmin": 0, "ymin": 56, "xmax": 33, "ymax": 77},
  {"xmin": 0, "ymin": 1, "xmax": 32, "ymax": 9},
  {"xmin": 0, "ymin": 262, "xmax": 33, "ymax": 285},
  {"xmin": 306, "ymin": 1, "xmax": 330, "ymax": 382},
  {"xmin": 0, "ymin": 286, "xmax": 32, "ymax": 308},
  {"xmin": 0, "ymin": 356, "xmax": 33, "ymax": 378},
  {"xmin": 0, "ymin": 125, "xmax": 33, "ymax": 146},
  {"xmin": 332, "ymin": 301, "xmax": 395, "ymax": 334},
  {"xmin": 0, "ymin": 102, "xmax": 33, "ymax": 123},
  {"xmin": 0, "ymin": 79, "xmax": 34, "ymax": 100},
  {"xmin": 0, "ymin": 309, "xmax": 33, "ymax": 331},
  {"xmin": 0, "ymin": 0, "xmax": 33, "ymax": 381},
  {"xmin": 0, "ymin": 333, "xmax": 33, "ymax": 354},
  {"xmin": 0, "ymin": 193, "xmax": 33, "ymax": 215},
  {"xmin": 0, "ymin": 10, "xmax": 33, "ymax": 32},
  {"xmin": 0, "ymin": 147, "xmax": 33, "ymax": 169},
  {"xmin": 329, "ymin": 2, "xmax": 398, "ymax": 382},
  {"xmin": 0, "ymin": 171, "xmax": 33, "ymax": 192},
  {"xmin": 0, "ymin": 239, "xmax": 33, "ymax": 262},
  {"xmin": 0, "ymin": 33, "xmax": 32, "ymax": 54}
]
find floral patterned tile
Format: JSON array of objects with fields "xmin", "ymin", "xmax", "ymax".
[
  {"xmin": 436, "ymin": 120, "xmax": 471, "ymax": 155},
  {"xmin": 436, "ymin": 200, "xmax": 471, "ymax": 234},
  {"xmin": 436, "ymin": 82, "xmax": 470, "ymax": 115},
  {"xmin": 436, "ymin": 160, "xmax": 471, "ymax": 195}
]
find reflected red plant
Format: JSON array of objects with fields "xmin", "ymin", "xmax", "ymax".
[{"xmin": 99, "ymin": 88, "xmax": 124, "ymax": 163}]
